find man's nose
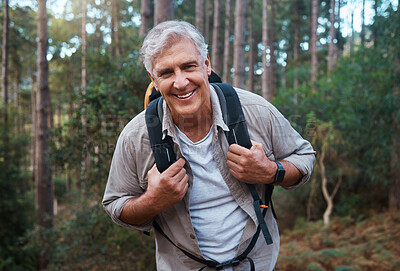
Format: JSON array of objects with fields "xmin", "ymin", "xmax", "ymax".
[{"xmin": 173, "ymin": 71, "xmax": 189, "ymax": 90}]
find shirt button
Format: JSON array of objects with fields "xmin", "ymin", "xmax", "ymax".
[{"xmin": 190, "ymin": 234, "xmax": 196, "ymax": 239}]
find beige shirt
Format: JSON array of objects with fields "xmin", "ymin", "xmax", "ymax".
[{"xmin": 102, "ymin": 86, "xmax": 316, "ymax": 271}]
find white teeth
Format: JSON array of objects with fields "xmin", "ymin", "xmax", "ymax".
[{"xmin": 177, "ymin": 91, "xmax": 194, "ymax": 99}]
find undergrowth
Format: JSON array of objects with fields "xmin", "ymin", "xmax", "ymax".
[{"xmin": 276, "ymin": 211, "xmax": 400, "ymax": 271}]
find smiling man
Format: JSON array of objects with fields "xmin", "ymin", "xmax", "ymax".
[{"xmin": 102, "ymin": 21, "xmax": 315, "ymax": 271}]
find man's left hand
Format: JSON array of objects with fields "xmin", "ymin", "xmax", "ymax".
[{"xmin": 226, "ymin": 140, "xmax": 277, "ymax": 184}]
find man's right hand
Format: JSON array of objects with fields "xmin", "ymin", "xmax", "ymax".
[
  {"xmin": 146, "ymin": 158, "xmax": 189, "ymax": 211},
  {"xmin": 120, "ymin": 158, "xmax": 189, "ymax": 226}
]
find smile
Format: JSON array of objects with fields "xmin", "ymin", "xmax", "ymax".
[{"xmin": 176, "ymin": 91, "xmax": 195, "ymax": 99}]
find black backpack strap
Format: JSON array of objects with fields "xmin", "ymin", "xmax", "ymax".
[
  {"xmin": 154, "ymin": 220, "xmax": 261, "ymax": 271},
  {"xmin": 145, "ymin": 97, "xmax": 176, "ymax": 173},
  {"xmin": 211, "ymin": 83, "xmax": 252, "ymax": 149},
  {"xmin": 211, "ymin": 83, "xmax": 274, "ymax": 245}
]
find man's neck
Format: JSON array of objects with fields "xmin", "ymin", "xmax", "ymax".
[{"xmin": 173, "ymin": 111, "xmax": 213, "ymax": 143}]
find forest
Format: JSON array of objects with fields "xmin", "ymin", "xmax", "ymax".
[{"xmin": 0, "ymin": 0, "xmax": 399, "ymax": 270}]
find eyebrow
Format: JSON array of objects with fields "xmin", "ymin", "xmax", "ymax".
[{"xmin": 156, "ymin": 60, "xmax": 199, "ymax": 77}]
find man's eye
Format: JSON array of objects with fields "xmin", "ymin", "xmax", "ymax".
[
  {"xmin": 185, "ymin": 65, "xmax": 196, "ymax": 70},
  {"xmin": 160, "ymin": 71, "xmax": 172, "ymax": 77}
]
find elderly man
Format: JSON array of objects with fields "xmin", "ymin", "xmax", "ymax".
[{"xmin": 103, "ymin": 20, "xmax": 315, "ymax": 271}]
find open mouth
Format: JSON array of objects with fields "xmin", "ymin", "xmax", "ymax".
[{"xmin": 176, "ymin": 90, "xmax": 195, "ymax": 99}]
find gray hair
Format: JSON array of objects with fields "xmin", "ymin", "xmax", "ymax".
[{"xmin": 140, "ymin": 20, "xmax": 208, "ymax": 76}]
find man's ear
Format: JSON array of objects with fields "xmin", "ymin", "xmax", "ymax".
[
  {"xmin": 147, "ymin": 72, "xmax": 159, "ymax": 91},
  {"xmin": 205, "ymin": 53, "xmax": 212, "ymax": 76}
]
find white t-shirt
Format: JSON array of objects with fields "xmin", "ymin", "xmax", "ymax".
[{"xmin": 176, "ymin": 126, "xmax": 249, "ymax": 268}]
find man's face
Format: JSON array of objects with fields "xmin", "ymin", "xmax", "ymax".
[{"xmin": 149, "ymin": 38, "xmax": 212, "ymax": 124}]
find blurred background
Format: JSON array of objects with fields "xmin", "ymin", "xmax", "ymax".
[{"xmin": 0, "ymin": 0, "xmax": 399, "ymax": 270}]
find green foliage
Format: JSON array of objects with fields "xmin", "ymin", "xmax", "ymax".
[
  {"xmin": 0, "ymin": 109, "xmax": 35, "ymax": 270},
  {"xmin": 23, "ymin": 201, "xmax": 156, "ymax": 271}
]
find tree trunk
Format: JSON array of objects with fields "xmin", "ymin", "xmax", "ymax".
[
  {"xmin": 223, "ymin": 0, "xmax": 232, "ymax": 84},
  {"xmin": 293, "ymin": 0, "xmax": 300, "ymax": 103},
  {"xmin": 81, "ymin": 0, "xmax": 89, "ymax": 191},
  {"xmin": 261, "ymin": 0, "xmax": 269, "ymax": 99},
  {"xmin": 373, "ymin": 0, "xmax": 378, "ymax": 48},
  {"xmin": 36, "ymin": 0, "xmax": 53, "ymax": 268},
  {"xmin": 247, "ymin": 0, "xmax": 254, "ymax": 91},
  {"xmin": 205, "ymin": 0, "xmax": 210, "ymax": 41},
  {"xmin": 268, "ymin": 0, "xmax": 276, "ymax": 97},
  {"xmin": 140, "ymin": 0, "xmax": 152, "ymax": 38},
  {"xmin": 311, "ymin": 0, "xmax": 318, "ymax": 84},
  {"xmin": 111, "ymin": 0, "xmax": 121, "ymax": 57},
  {"xmin": 389, "ymin": 127, "xmax": 400, "ymax": 210},
  {"xmin": 328, "ymin": 0, "xmax": 336, "ymax": 71},
  {"xmin": 31, "ymin": 74, "xmax": 37, "ymax": 208},
  {"xmin": 233, "ymin": 0, "xmax": 246, "ymax": 88},
  {"xmin": 350, "ymin": 3, "xmax": 354, "ymax": 56},
  {"xmin": 361, "ymin": 0, "xmax": 365, "ymax": 47},
  {"xmin": 2, "ymin": 0, "xmax": 9, "ymax": 129},
  {"xmin": 337, "ymin": 0, "xmax": 342, "ymax": 58},
  {"xmin": 196, "ymin": 0, "xmax": 204, "ymax": 34},
  {"xmin": 154, "ymin": 0, "xmax": 174, "ymax": 25},
  {"xmin": 211, "ymin": 0, "xmax": 221, "ymax": 73},
  {"xmin": 319, "ymin": 150, "xmax": 342, "ymax": 226}
]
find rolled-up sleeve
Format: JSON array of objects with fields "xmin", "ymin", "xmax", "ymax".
[
  {"xmin": 102, "ymin": 128, "xmax": 154, "ymax": 232},
  {"xmin": 266, "ymin": 104, "xmax": 316, "ymax": 189}
]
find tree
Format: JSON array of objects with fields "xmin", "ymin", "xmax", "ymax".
[
  {"xmin": 247, "ymin": 0, "xmax": 254, "ymax": 91},
  {"xmin": 233, "ymin": 0, "xmax": 246, "ymax": 88},
  {"xmin": 2, "ymin": 0, "xmax": 9, "ymax": 127},
  {"xmin": 261, "ymin": 0, "xmax": 270, "ymax": 99},
  {"xmin": 293, "ymin": 0, "xmax": 300, "ymax": 102},
  {"xmin": 154, "ymin": 0, "xmax": 174, "ymax": 25},
  {"xmin": 310, "ymin": 0, "xmax": 318, "ymax": 84},
  {"xmin": 195, "ymin": 0, "xmax": 204, "ymax": 34},
  {"xmin": 211, "ymin": 0, "xmax": 221, "ymax": 73},
  {"xmin": 223, "ymin": 0, "xmax": 232, "ymax": 84},
  {"xmin": 268, "ymin": 0, "xmax": 276, "ymax": 96},
  {"xmin": 328, "ymin": 0, "xmax": 336, "ymax": 71},
  {"xmin": 111, "ymin": 0, "xmax": 121, "ymax": 57},
  {"xmin": 36, "ymin": 0, "xmax": 53, "ymax": 268},
  {"xmin": 81, "ymin": 0, "xmax": 89, "ymax": 189},
  {"xmin": 140, "ymin": 0, "xmax": 152, "ymax": 38},
  {"xmin": 361, "ymin": 0, "xmax": 366, "ymax": 47}
]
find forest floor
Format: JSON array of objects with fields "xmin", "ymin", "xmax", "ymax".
[{"xmin": 276, "ymin": 210, "xmax": 400, "ymax": 271}]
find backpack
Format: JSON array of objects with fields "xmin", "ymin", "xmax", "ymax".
[{"xmin": 144, "ymin": 74, "xmax": 275, "ymax": 271}]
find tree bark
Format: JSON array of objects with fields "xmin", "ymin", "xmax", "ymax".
[
  {"xmin": 2, "ymin": 0, "xmax": 9, "ymax": 129},
  {"xmin": 196, "ymin": 0, "xmax": 204, "ymax": 34},
  {"xmin": 361, "ymin": 0, "xmax": 365, "ymax": 47},
  {"xmin": 36, "ymin": 0, "xmax": 53, "ymax": 268},
  {"xmin": 140, "ymin": 0, "xmax": 152, "ymax": 38},
  {"xmin": 205, "ymin": 0, "xmax": 210, "ymax": 41},
  {"xmin": 350, "ymin": 3, "xmax": 354, "ymax": 56},
  {"xmin": 261, "ymin": 0, "xmax": 270, "ymax": 99},
  {"xmin": 233, "ymin": 0, "xmax": 246, "ymax": 88},
  {"xmin": 389, "ymin": 126, "xmax": 400, "ymax": 210},
  {"xmin": 223, "ymin": 0, "xmax": 232, "ymax": 84},
  {"xmin": 319, "ymin": 149, "xmax": 342, "ymax": 226},
  {"xmin": 311, "ymin": 0, "xmax": 318, "ymax": 84},
  {"xmin": 373, "ymin": 0, "xmax": 378, "ymax": 48},
  {"xmin": 293, "ymin": 0, "xmax": 300, "ymax": 103},
  {"xmin": 154, "ymin": 0, "xmax": 174, "ymax": 25},
  {"xmin": 211, "ymin": 0, "xmax": 221, "ymax": 73},
  {"xmin": 337, "ymin": 0, "xmax": 342, "ymax": 58},
  {"xmin": 328, "ymin": 0, "xmax": 336, "ymax": 71},
  {"xmin": 246, "ymin": 0, "xmax": 254, "ymax": 91},
  {"xmin": 81, "ymin": 0, "xmax": 89, "ymax": 190},
  {"xmin": 111, "ymin": 0, "xmax": 121, "ymax": 57},
  {"xmin": 268, "ymin": 0, "xmax": 276, "ymax": 97}
]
